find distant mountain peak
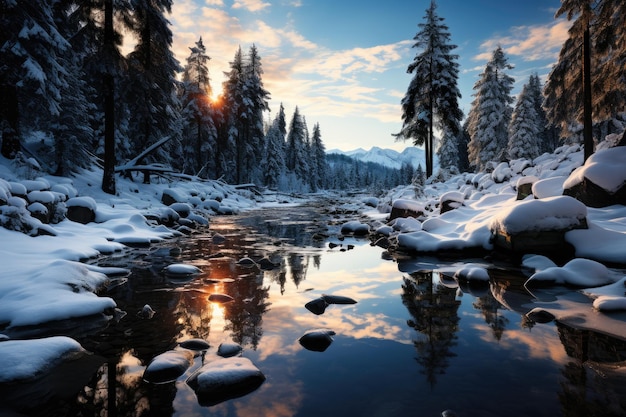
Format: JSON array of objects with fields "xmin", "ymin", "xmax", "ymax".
[{"xmin": 327, "ymin": 146, "xmax": 427, "ymax": 170}]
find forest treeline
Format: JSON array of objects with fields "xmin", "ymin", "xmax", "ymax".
[
  {"xmin": 1, "ymin": 1, "xmax": 625, "ymax": 194},
  {"xmin": 1, "ymin": 1, "xmax": 413, "ymax": 193},
  {"xmin": 397, "ymin": 0, "xmax": 626, "ymax": 178}
]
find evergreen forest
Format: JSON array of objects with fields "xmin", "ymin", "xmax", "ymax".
[{"xmin": 1, "ymin": 0, "xmax": 625, "ymax": 195}]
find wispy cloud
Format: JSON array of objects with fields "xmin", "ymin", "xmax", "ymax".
[
  {"xmin": 232, "ymin": 0, "xmax": 271, "ymax": 12},
  {"xmin": 474, "ymin": 19, "xmax": 571, "ymax": 62}
]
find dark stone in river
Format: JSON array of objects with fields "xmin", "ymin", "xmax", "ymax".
[
  {"xmin": 180, "ymin": 338, "xmax": 210, "ymax": 351},
  {"xmin": 305, "ymin": 297, "xmax": 328, "ymax": 315},
  {"xmin": 298, "ymin": 329, "xmax": 335, "ymax": 352},
  {"xmin": 208, "ymin": 293, "xmax": 234, "ymax": 304},
  {"xmin": 526, "ymin": 308, "xmax": 556, "ymax": 324},
  {"xmin": 322, "ymin": 294, "xmax": 357, "ymax": 305}
]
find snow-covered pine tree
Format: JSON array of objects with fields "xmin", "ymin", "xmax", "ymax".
[
  {"xmin": 219, "ymin": 47, "xmax": 245, "ymax": 183},
  {"xmin": 436, "ymin": 124, "xmax": 460, "ymax": 171},
  {"xmin": 180, "ymin": 37, "xmax": 217, "ymax": 177},
  {"xmin": 0, "ymin": 2, "xmax": 67, "ymax": 158},
  {"xmin": 507, "ymin": 81, "xmax": 540, "ymax": 161},
  {"xmin": 261, "ymin": 104, "xmax": 286, "ymax": 189},
  {"xmin": 283, "ymin": 107, "xmax": 310, "ymax": 190},
  {"xmin": 124, "ymin": 0, "xmax": 182, "ymax": 181},
  {"xmin": 396, "ymin": 0, "xmax": 463, "ymax": 178},
  {"xmin": 51, "ymin": 1, "xmax": 100, "ymax": 176},
  {"xmin": 242, "ymin": 44, "xmax": 271, "ymax": 184},
  {"xmin": 310, "ymin": 123, "xmax": 328, "ymax": 191},
  {"xmin": 526, "ymin": 73, "xmax": 555, "ymax": 154},
  {"xmin": 467, "ymin": 46, "xmax": 514, "ymax": 170}
]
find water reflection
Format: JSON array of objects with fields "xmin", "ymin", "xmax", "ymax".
[
  {"xmin": 401, "ymin": 271, "xmax": 460, "ymax": 388},
  {"xmin": 3, "ymin": 203, "xmax": 626, "ymax": 417}
]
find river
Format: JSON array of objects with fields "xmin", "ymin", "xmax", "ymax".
[{"xmin": 2, "ymin": 199, "xmax": 626, "ymax": 417}]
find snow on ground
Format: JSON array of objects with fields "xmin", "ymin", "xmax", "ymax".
[
  {"xmin": 2, "ymin": 140, "xmax": 626, "ymax": 382},
  {"xmin": 378, "ymin": 142, "xmax": 626, "ymax": 338},
  {"xmin": 0, "ymin": 156, "xmax": 257, "ymax": 382}
]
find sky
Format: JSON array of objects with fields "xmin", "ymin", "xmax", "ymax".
[{"xmin": 168, "ymin": 0, "xmax": 570, "ymax": 152}]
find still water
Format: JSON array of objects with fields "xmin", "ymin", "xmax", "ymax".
[{"xmin": 3, "ymin": 201, "xmax": 626, "ymax": 417}]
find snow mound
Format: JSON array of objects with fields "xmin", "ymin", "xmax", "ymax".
[
  {"xmin": 525, "ymin": 258, "xmax": 614, "ymax": 287},
  {"xmin": 490, "ymin": 195, "xmax": 587, "ymax": 234},
  {"xmin": 453, "ymin": 264, "xmax": 490, "ymax": 282},
  {"xmin": 0, "ymin": 336, "xmax": 85, "ymax": 382},
  {"xmin": 564, "ymin": 146, "xmax": 626, "ymax": 193}
]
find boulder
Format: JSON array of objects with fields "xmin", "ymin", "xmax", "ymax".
[
  {"xmin": 179, "ymin": 338, "xmax": 210, "ymax": 352},
  {"xmin": 389, "ymin": 199, "xmax": 424, "ymax": 221},
  {"xmin": 143, "ymin": 349, "xmax": 194, "ymax": 384},
  {"xmin": 66, "ymin": 197, "xmax": 97, "ymax": 224},
  {"xmin": 186, "ymin": 357, "xmax": 265, "ymax": 406},
  {"xmin": 340, "ymin": 220, "xmax": 370, "ymax": 236},
  {"xmin": 563, "ymin": 146, "xmax": 626, "ymax": 208},
  {"xmin": 217, "ymin": 342, "xmax": 243, "ymax": 358},
  {"xmin": 298, "ymin": 329, "xmax": 335, "ymax": 352},
  {"xmin": 439, "ymin": 191, "xmax": 464, "ymax": 214}
]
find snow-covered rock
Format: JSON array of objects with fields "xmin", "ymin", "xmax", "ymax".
[
  {"xmin": 340, "ymin": 220, "xmax": 370, "ymax": 236},
  {"xmin": 143, "ymin": 349, "xmax": 194, "ymax": 384},
  {"xmin": 186, "ymin": 357, "xmax": 265, "ymax": 406},
  {"xmin": 490, "ymin": 195, "xmax": 587, "ymax": 235},
  {"xmin": 0, "ymin": 336, "xmax": 86, "ymax": 383},
  {"xmin": 525, "ymin": 258, "xmax": 614, "ymax": 287},
  {"xmin": 564, "ymin": 146, "xmax": 626, "ymax": 207}
]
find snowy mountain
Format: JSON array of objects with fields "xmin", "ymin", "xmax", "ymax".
[{"xmin": 327, "ymin": 146, "xmax": 427, "ymax": 170}]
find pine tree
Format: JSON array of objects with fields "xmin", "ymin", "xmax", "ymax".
[
  {"xmin": 526, "ymin": 73, "xmax": 554, "ymax": 154},
  {"xmin": 261, "ymin": 104, "xmax": 286, "ymax": 189},
  {"xmin": 310, "ymin": 123, "xmax": 328, "ymax": 191},
  {"xmin": 124, "ymin": 0, "xmax": 181, "ymax": 182},
  {"xmin": 51, "ymin": 1, "xmax": 97, "ymax": 175},
  {"xmin": 396, "ymin": 0, "xmax": 463, "ymax": 178},
  {"xmin": 545, "ymin": 0, "xmax": 626, "ymax": 153},
  {"xmin": 242, "ymin": 44, "xmax": 270, "ymax": 183},
  {"xmin": 180, "ymin": 37, "xmax": 217, "ymax": 177},
  {"xmin": 507, "ymin": 81, "xmax": 540, "ymax": 161},
  {"xmin": 0, "ymin": 1, "xmax": 67, "ymax": 157},
  {"xmin": 436, "ymin": 125, "xmax": 460, "ymax": 171},
  {"xmin": 285, "ymin": 107, "xmax": 310, "ymax": 188},
  {"xmin": 467, "ymin": 46, "xmax": 515, "ymax": 170}
]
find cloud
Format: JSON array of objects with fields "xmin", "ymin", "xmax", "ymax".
[
  {"xmin": 475, "ymin": 19, "xmax": 571, "ymax": 62},
  {"xmin": 232, "ymin": 0, "xmax": 271, "ymax": 12}
]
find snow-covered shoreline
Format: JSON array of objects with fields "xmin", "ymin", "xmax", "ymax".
[{"xmin": 2, "ymin": 140, "xmax": 626, "ymax": 383}]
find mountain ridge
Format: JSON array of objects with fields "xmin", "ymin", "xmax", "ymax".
[{"xmin": 327, "ymin": 147, "xmax": 426, "ymax": 170}]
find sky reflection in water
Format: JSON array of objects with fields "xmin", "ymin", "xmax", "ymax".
[{"xmin": 6, "ymin": 205, "xmax": 626, "ymax": 417}]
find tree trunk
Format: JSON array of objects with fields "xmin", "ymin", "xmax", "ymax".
[
  {"xmin": 101, "ymin": 0, "xmax": 116, "ymax": 195},
  {"xmin": 0, "ymin": 83, "xmax": 21, "ymax": 159},
  {"xmin": 582, "ymin": 24, "xmax": 593, "ymax": 161}
]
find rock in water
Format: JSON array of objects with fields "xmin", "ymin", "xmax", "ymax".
[
  {"xmin": 217, "ymin": 342, "xmax": 243, "ymax": 358},
  {"xmin": 186, "ymin": 357, "xmax": 265, "ymax": 406},
  {"xmin": 322, "ymin": 294, "xmax": 357, "ymax": 305},
  {"xmin": 137, "ymin": 304, "xmax": 155, "ymax": 319},
  {"xmin": 298, "ymin": 329, "xmax": 336, "ymax": 352},
  {"xmin": 143, "ymin": 350, "xmax": 194, "ymax": 384},
  {"xmin": 304, "ymin": 297, "xmax": 328, "ymax": 315},
  {"xmin": 208, "ymin": 293, "xmax": 234, "ymax": 304},
  {"xmin": 179, "ymin": 338, "xmax": 210, "ymax": 351}
]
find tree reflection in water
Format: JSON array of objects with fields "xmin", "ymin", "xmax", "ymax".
[{"xmin": 401, "ymin": 271, "xmax": 460, "ymax": 388}]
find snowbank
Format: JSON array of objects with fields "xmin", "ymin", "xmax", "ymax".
[{"xmin": 0, "ymin": 336, "xmax": 86, "ymax": 382}]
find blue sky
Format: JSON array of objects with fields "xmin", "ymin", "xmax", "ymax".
[{"xmin": 169, "ymin": 0, "xmax": 569, "ymax": 151}]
